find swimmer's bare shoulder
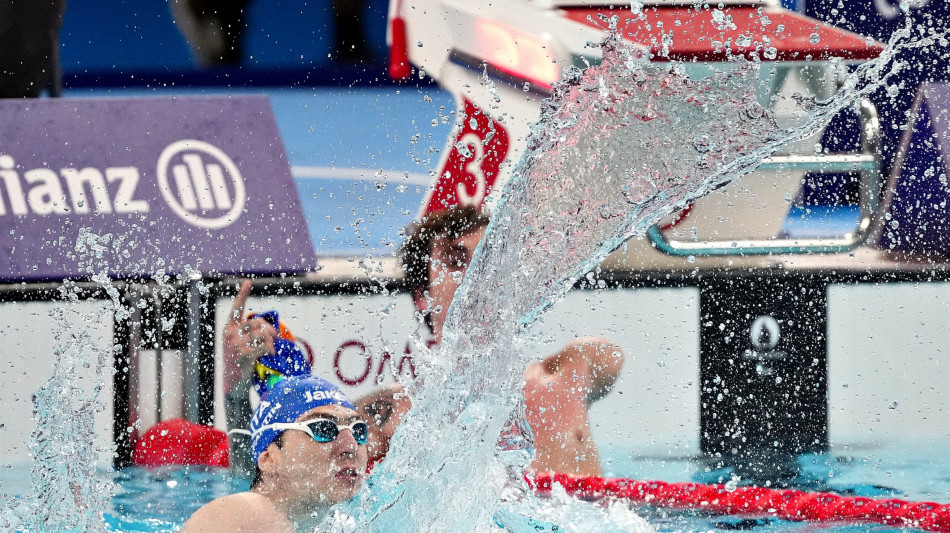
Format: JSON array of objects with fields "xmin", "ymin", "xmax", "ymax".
[{"xmin": 180, "ymin": 491, "xmax": 292, "ymax": 533}]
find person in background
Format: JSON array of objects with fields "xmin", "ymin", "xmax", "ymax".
[
  {"xmin": 169, "ymin": 0, "xmax": 251, "ymax": 67},
  {"xmin": 0, "ymin": 0, "xmax": 66, "ymax": 98},
  {"xmin": 357, "ymin": 205, "xmax": 625, "ymax": 476},
  {"xmin": 223, "ymin": 206, "xmax": 625, "ymax": 477},
  {"xmin": 181, "ymin": 375, "xmax": 367, "ymax": 532},
  {"xmin": 170, "ymin": 0, "xmax": 370, "ymax": 66},
  {"xmin": 222, "ymin": 281, "xmax": 312, "ymax": 478}
]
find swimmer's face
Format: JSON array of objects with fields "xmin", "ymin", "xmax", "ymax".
[
  {"xmin": 268, "ymin": 403, "xmax": 367, "ymax": 506},
  {"xmin": 425, "ymin": 225, "xmax": 486, "ymax": 342}
]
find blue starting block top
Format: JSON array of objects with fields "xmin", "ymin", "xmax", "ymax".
[
  {"xmin": 807, "ymin": 0, "xmax": 950, "ymax": 179},
  {"xmin": 876, "ymin": 83, "xmax": 950, "ymax": 256}
]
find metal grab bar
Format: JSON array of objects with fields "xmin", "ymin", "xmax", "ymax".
[{"xmin": 648, "ymin": 98, "xmax": 882, "ymax": 257}]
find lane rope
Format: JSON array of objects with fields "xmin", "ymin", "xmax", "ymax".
[{"xmin": 530, "ymin": 473, "xmax": 950, "ymax": 532}]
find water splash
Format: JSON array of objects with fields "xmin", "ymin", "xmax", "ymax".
[
  {"xmin": 0, "ymin": 230, "xmax": 130, "ymax": 532},
  {"xmin": 334, "ymin": 18, "xmax": 945, "ymax": 533},
  {"xmin": 494, "ymin": 483, "xmax": 651, "ymax": 533},
  {"xmin": 21, "ymin": 308, "xmax": 115, "ymax": 532}
]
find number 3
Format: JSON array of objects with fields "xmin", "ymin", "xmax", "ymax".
[{"xmin": 456, "ymin": 132, "xmax": 487, "ymax": 205}]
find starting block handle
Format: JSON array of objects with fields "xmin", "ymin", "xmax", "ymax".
[{"xmin": 648, "ymin": 98, "xmax": 882, "ymax": 257}]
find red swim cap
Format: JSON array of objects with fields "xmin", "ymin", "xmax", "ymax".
[{"xmin": 132, "ymin": 418, "xmax": 229, "ymax": 468}]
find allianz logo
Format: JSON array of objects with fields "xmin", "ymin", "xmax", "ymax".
[{"xmin": 0, "ymin": 139, "xmax": 246, "ymax": 229}]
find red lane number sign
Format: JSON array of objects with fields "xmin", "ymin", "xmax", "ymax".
[{"xmin": 423, "ymin": 97, "xmax": 510, "ymax": 214}]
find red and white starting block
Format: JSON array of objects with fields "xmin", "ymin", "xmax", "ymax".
[{"xmin": 388, "ymin": 0, "xmax": 886, "ymax": 268}]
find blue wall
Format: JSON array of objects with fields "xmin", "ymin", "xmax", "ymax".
[{"xmin": 59, "ymin": 0, "xmax": 389, "ymax": 84}]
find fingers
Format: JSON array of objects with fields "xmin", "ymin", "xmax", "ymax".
[
  {"xmin": 227, "ymin": 279, "xmax": 254, "ymax": 325},
  {"xmin": 260, "ymin": 322, "xmax": 277, "ymax": 355},
  {"xmin": 222, "ymin": 279, "xmax": 278, "ymax": 362},
  {"xmin": 354, "ymin": 385, "xmax": 411, "ymax": 423},
  {"xmin": 232, "ymin": 318, "xmax": 277, "ymax": 358}
]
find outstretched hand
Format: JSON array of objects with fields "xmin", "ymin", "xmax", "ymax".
[{"xmin": 222, "ymin": 280, "xmax": 278, "ymax": 391}]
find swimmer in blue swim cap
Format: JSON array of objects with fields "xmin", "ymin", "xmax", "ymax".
[{"xmin": 182, "ymin": 375, "xmax": 368, "ymax": 533}]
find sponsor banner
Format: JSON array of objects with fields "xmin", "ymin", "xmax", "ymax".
[
  {"xmin": 0, "ymin": 96, "xmax": 316, "ymax": 281},
  {"xmin": 422, "ymin": 97, "xmax": 510, "ymax": 214}
]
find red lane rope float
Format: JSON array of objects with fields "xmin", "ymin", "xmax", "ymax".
[{"xmin": 530, "ymin": 473, "xmax": 950, "ymax": 532}]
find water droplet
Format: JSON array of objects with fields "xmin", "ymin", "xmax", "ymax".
[
  {"xmin": 622, "ymin": 177, "xmax": 659, "ymax": 205},
  {"xmin": 736, "ymin": 34, "xmax": 753, "ymax": 47},
  {"xmin": 687, "ymin": 255, "xmax": 696, "ymax": 263},
  {"xmin": 740, "ymin": 105, "xmax": 765, "ymax": 121},
  {"xmin": 809, "ymin": 33, "xmax": 821, "ymax": 45},
  {"xmin": 692, "ymin": 133, "xmax": 714, "ymax": 153},
  {"xmin": 417, "ymin": 40, "xmax": 424, "ymax": 47},
  {"xmin": 889, "ymin": 401, "xmax": 898, "ymax": 409},
  {"xmin": 763, "ymin": 47, "xmax": 778, "ymax": 60},
  {"xmin": 469, "ymin": 118, "xmax": 478, "ymax": 130},
  {"xmin": 455, "ymin": 142, "xmax": 473, "ymax": 158},
  {"xmin": 723, "ymin": 474, "xmax": 742, "ymax": 492},
  {"xmin": 890, "ymin": 220, "xmax": 899, "ymax": 229}
]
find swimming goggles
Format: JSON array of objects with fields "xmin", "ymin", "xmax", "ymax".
[{"xmin": 233, "ymin": 418, "xmax": 368, "ymax": 445}]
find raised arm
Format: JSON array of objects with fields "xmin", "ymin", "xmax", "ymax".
[
  {"xmin": 222, "ymin": 279, "xmax": 278, "ymax": 393},
  {"xmin": 541, "ymin": 336, "xmax": 625, "ymax": 403}
]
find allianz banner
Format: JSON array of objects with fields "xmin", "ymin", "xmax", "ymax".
[{"xmin": 0, "ymin": 96, "xmax": 317, "ymax": 281}]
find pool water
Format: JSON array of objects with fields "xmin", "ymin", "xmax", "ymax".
[
  {"xmin": 106, "ymin": 467, "xmax": 246, "ymax": 532},
  {"xmin": 100, "ymin": 440, "xmax": 950, "ymax": 532}
]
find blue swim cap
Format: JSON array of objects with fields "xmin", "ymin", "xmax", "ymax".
[{"xmin": 248, "ymin": 375, "xmax": 355, "ymax": 463}]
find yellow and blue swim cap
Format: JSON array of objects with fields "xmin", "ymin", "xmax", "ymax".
[{"xmin": 249, "ymin": 311, "xmax": 311, "ymax": 397}]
